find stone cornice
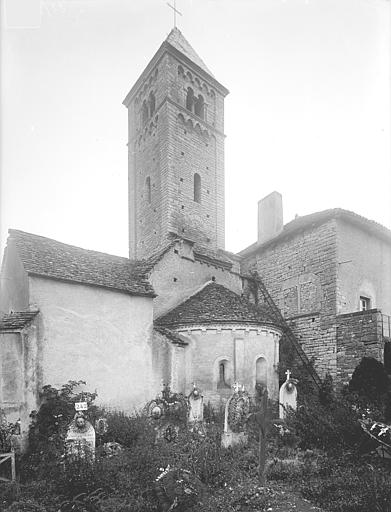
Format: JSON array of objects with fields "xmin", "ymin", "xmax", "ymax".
[{"xmin": 173, "ymin": 323, "xmax": 282, "ymax": 338}]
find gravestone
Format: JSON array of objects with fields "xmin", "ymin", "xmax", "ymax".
[
  {"xmin": 188, "ymin": 383, "xmax": 205, "ymax": 435},
  {"xmin": 65, "ymin": 412, "xmax": 95, "ymax": 462},
  {"xmin": 146, "ymin": 384, "xmax": 189, "ymax": 443},
  {"xmin": 279, "ymin": 370, "xmax": 298, "ymax": 420},
  {"xmin": 221, "ymin": 382, "xmax": 250, "ymax": 448}
]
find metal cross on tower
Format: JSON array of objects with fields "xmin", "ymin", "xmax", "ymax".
[{"xmin": 167, "ymin": 0, "xmax": 182, "ymax": 28}]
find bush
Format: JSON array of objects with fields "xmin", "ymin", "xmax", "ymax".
[
  {"xmin": 286, "ymin": 396, "xmax": 365, "ymax": 454},
  {"xmin": 97, "ymin": 411, "xmax": 152, "ymax": 448},
  {"xmin": 348, "ymin": 357, "xmax": 389, "ymax": 403},
  {"xmin": 23, "ymin": 381, "xmax": 98, "ymax": 481}
]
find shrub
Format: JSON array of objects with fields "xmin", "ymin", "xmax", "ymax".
[
  {"xmin": 22, "ymin": 381, "xmax": 98, "ymax": 481},
  {"xmin": 286, "ymin": 396, "xmax": 365, "ymax": 454},
  {"xmin": 348, "ymin": 357, "xmax": 389, "ymax": 405},
  {"xmin": 97, "ymin": 410, "xmax": 153, "ymax": 448}
]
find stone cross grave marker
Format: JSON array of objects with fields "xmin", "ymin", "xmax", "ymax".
[{"xmin": 279, "ymin": 370, "xmax": 298, "ymax": 420}]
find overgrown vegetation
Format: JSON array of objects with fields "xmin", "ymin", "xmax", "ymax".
[
  {"xmin": 270, "ymin": 357, "xmax": 391, "ymax": 511},
  {"xmin": 1, "ymin": 356, "xmax": 391, "ymax": 511}
]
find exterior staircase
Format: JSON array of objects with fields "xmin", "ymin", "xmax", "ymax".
[{"xmin": 246, "ymin": 270, "xmax": 322, "ymax": 390}]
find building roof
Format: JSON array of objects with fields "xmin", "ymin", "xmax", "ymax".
[
  {"xmin": 154, "ymin": 326, "xmax": 189, "ymax": 346},
  {"xmin": 123, "ymin": 28, "xmax": 229, "ymax": 106},
  {"xmin": 7, "ymin": 230, "xmax": 155, "ymax": 297},
  {"xmin": 156, "ymin": 282, "xmax": 278, "ymax": 328},
  {"xmin": 0, "ymin": 310, "xmax": 39, "ymax": 331},
  {"xmin": 165, "ymin": 27, "xmax": 215, "ymax": 78},
  {"xmin": 239, "ymin": 208, "xmax": 391, "ymax": 258},
  {"xmin": 136, "ymin": 236, "xmax": 241, "ymax": 276}
]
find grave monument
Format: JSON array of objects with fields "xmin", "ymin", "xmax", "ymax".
[
  {"xmin": 221, "ymin": 383, "xmax": 250, "ymax": 448},
  {"xmin": 279, "ymin": 370, "xmax": 298, "ymax": 420}
]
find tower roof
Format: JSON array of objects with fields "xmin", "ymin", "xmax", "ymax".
[
  {"xmin": 165, "ymin": 27, "xmax": 215, "ymax": 78},
  {"xmin": 123, "ymin": 29, "xmax": 228, "ymax": 106},
  {"xmin": 156, "ymin": 282, "xmax": 279, "ymax": 328}
]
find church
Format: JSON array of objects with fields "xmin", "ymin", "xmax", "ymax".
[{"xmin": 1, "ymin": 28, "xmax": 390, "ymax": 439}]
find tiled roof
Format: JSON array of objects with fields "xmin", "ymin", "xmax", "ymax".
[
  {"xmin": 8, "ymin": 230, "xmax": 155, "ymax": 297},
  {"xmin": 137, "ymin": 241, "xmax": 177, "ymax": 274},
  {"xmin": 239, "ymin": 209, "xmax": 391, "ymax": 257},
  {"xmin": 156, "ymin": 282, "xmax": 278, "ymax": 327},
  {"xmin": 123, "ymin": 29, "xmax": 228, "ymax": 106},
  {"xmin": 193, "ymin": 243, "xmax": 235, "ymax": 269},
  {"xmin": 154, "ymin": 326, "xmax": 189, "ymax": 346},
  {"xmin": 137, "ymin": 237, "xmax": 239, "ymax": 275},
  {"xmin": 0, "ymin": 311, "xmax": 39, "ymax": 331},
  {"xmin": 165, "ymin": 28, "xmax": 215, "ymax": 78}
]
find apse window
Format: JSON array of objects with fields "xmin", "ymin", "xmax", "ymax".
[
  {"xmin": 194, "ymin": 173, "xmax": 201, "ymax": 203},
  {"xmin": 217, "ymin": 360, "xmax": 230, "ymax": 389},
  {"xmin": 360, "ymin": 296, "xmax": 371, "ymax": 311}
]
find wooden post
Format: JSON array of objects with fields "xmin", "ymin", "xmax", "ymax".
[
  {"xmin": 258, "ymin": 388, "xmax": 268, "ymax": 485},
  {"xmin": 10, "ymin": 451, "xmax": 15, "ymax": 482}
]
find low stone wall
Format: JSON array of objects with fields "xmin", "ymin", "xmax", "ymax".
[{"xmin": 336, "ymin": 309, "xmax": 384, "ymax": 387}]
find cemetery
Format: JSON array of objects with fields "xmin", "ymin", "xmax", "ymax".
[{"xmin": 0, "ymin": 357, "xmax": 390, "ymax": 512}]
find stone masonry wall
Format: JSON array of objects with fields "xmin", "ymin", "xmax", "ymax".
[
  {"xmin": 336, "ymin": 219, "xmax": 391, "ymax": 317},
  {"xmin": 336, "ymin": 309, "xmax": 384, "ymax": 386},
  {"xmin": 165, "ymin": 53, "xmax": 225, "ymax": 251},
  {"xmin": 150, "ymin": 244, "xmax": 242, "ymax": 319},
  {"xmin": 127, "ymin": 51, "xmax": 226, "ymax": 258},
  {"xmin": 241, "ymin": 219, "xmax": 338, "ymax": 380}
]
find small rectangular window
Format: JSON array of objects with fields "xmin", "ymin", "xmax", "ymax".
[{"xmin": 360, "ymin": 296, "xmax": 371, "ymax": 311}]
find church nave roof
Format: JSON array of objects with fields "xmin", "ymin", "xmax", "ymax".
[{"xmin": 7, "ymin": 230, "xmax": 155, "ymax": 297}]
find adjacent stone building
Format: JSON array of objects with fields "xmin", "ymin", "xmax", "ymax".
[
  {"xmin": 0, "ymin": 28, "xmax": 390, "ymax": 439},
  {"xmin": 240, "ymin": 193, "xmax": 391, "ymax": 386}
]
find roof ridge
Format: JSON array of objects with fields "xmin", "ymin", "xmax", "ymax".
[
  {"xmin": 9, "ymin": 229, "xmax": 131, "ymax": 263},
  {"xmin": 8, "ymin": 229, "xmax": 155, "ymax": 297}
]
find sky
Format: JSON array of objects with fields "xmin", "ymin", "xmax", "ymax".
[{"xmin": 1, "ymin": 0, "xmax": 390, "ymax": 257}]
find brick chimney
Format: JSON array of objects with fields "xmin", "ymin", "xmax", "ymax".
[{"xmin": 258, "ymin": 191, "xmax": 283, "ymax": 244}]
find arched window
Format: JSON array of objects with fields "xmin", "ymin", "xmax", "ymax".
[
  {"xmin": 186, "ymin": 87, "xmax": 194, "ymax": 112},
  {"xmin": 141, "ymin": 100, "xmax": 148, "ymax": 125},
  {"xmin": 218, "ymin": 360, "xmax": 230, "ymax": 388},
  {"xmin": 193, "ymin": 173, "xmax": 201, "ymax": 203},
  {"xmin": 145, "ymin": 176, "xmax": 151, "ymax": 203},
  {"xmin": 149, "ymin": 91, "xmax": 156, "ymax": 117},
  {"xmin": 194, "ymin": 94, "xmax": 205, "ymax": 119},
  {"xmin": 255, "ymin": 357, "xmax": 267, "ymax": 388}
]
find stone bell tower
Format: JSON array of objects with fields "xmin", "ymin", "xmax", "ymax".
[{"xmin": 123, "ymin": 28, "xmax": 229, "ymax": 259}]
